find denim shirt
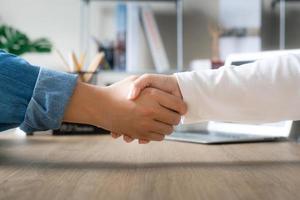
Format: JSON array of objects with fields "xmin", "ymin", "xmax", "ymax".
[{"xmin": 0, "ymin": 50, "xmax": 78, "ymax": 133}]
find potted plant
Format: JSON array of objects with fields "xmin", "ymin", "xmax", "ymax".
[{"xmin": 0, "ymin": 24, "xmax": 52, "ymax": 55}]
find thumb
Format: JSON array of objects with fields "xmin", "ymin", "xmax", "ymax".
[
  {"xmin": 129, "ymin": 74, "xmax": 176, "ymax": 100},
  {"xmin": 128, "ymin": 74, "xmax": 157, "ymax": 100},
  {"xmin": 127, "ymin": 83, "xmax": 142, "ymax": 100}
]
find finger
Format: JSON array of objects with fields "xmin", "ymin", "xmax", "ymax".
[
  {"xmin": 128, "ymin": 83, "xmax": 143, "ymax": 100},
  {"xmin": 123, "ymin": 135, "xmax": 134, "ymax": 143},
  {"xmin": 111, "ymin": 132, "xmax": 122, "ymax": 139},
  {"xmin": 141, "ymin": 132, "xmax": 165, "ymax": 141},
  {"xmin": 128, "ymin": 75, "xmax": 139, "ymax": 81},
  {"xmin": 154, "ymin": 106, "xmax": 181, "ymax": 126},
  {"xmin": 126, "ymin": 76, "xmax": 141, "ymax": 99},
  {"xmin": 154, "ymin": 89, "xmax": 187, "ymax": 115},
  {"xmin": 139, "ymin": 139, "xmax": 150, "ymax": 144},
  {"xmin": 128, "ymin": 74, "xmax": 167, "ymax": 100},
  {"xmin": 149, "ymin": 121, "xmax": 174, "ymax": 135},
  {"xmin": 128, "ymin": 75, "xmax": 153, "ymax": 100}
]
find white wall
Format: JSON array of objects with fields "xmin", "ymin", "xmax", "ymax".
[{"xmin": 0, "ymin": 0, "xmax": 81, "ymax": 71}]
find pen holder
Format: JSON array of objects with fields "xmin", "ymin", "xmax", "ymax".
[{"xmin": 74, "ymin": 71, "xmax": 98, "ymax": 84}]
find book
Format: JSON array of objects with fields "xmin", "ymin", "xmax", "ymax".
[
  {"xmin": 126, "ymin": 3, "xmax": 140, "ymax": 72},
  {"xmin": 114, "ymin": 3, "xmax": 127, "ymax": 71},
  {"xmin": 141, "ymin": 6, "xmax": 170, "ymax": 72},
  {"xmin": 126, "ymin": 3, "xmax": 154, "ymax": 72}
]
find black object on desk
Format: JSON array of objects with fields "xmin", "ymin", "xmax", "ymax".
[{"xmin": 52, "ymin": 122, "xmax": 110, "ymax": 135}]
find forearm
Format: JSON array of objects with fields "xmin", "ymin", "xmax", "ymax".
[
  {"xmin": 176, "ymin": 54, "xmax": 300, "ymax": 124},
  {"xmin": 63, "ymin": 81, "xmax": 110, "ymax": 129},
  {"xmin": 0, "ymin": 49, "xmax": 81, "ymax": 133}
]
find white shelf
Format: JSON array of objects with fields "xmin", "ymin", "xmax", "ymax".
[
  {"xmin": 84, "ymin": 0, "xmax": 177, "ymax": 2},
  {"xmin": 96, "ymin": 70, "xmax": 177, "ymax": 85},
  {"xmin": 80, "ymin": 0, "xmax": 184, "ymax": 71}
]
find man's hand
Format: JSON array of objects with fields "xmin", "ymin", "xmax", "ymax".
[
  {"xmin": 103, "ymin": 76, "xmax": 186, "ymax": 142},
  {"xmin": 111, "ymin": 74, "xmax": 186, "ymax": 144}
]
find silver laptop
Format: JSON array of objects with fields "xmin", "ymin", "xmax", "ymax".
[{"xmin": 167, "ymin": 49, "xmax": 300, "ymax": 144}]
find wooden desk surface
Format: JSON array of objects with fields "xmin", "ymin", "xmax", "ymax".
[{"xmin": 1, "ymin": 132, "xmax": 300, "ymax": 200}]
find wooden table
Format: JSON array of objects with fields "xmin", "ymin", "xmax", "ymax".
[{"xmin": 1, "ymin": 132, "xmax": 300, "ymax": 200}]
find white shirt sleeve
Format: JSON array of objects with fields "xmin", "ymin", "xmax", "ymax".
[{"xmin": 176, "ymin": 53, "xmax": 300, "ymax": 124}]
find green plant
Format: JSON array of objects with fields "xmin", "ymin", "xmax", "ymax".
[{"xmin": 0, "ymin": 24, "xmax": 52, "ymax": 56}]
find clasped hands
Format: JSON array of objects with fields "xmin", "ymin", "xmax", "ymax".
[{"xmin": 110, "ymin": 74, "xmax": 187, "ymax": 144}]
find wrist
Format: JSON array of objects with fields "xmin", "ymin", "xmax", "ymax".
[
  {"xmin": 63, "ymin": 81, "xmax": 108, "ymax": 128},
  {"xmin": 171, "ymin": 74, "xmax": 183, "ymax": 99}
]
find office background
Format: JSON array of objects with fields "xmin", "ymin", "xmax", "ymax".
[{"xmin": 0, "ymin": 0, "xmax": 300, "ymax": 70}]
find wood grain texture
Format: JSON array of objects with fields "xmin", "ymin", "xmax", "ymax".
[{"xmin": 1, "ymin": 132, "xmax": 300, "ymax": 200}]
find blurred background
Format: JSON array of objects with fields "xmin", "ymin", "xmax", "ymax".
[{"xmin": 0, "ymin": 0, "xmax": 299, "ymax": 73}]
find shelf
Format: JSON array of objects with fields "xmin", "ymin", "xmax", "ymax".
[
  {"xmin": 80, "ymin": 0, "xmax": 184, "ymax": 72},
  {"xmin": 96, "ymin": 70, "xmax": 177, "ymax": 85},
  {"xmin": 271, "ymin": 0, "xmax": 300, "ymax": 49},
  {"xmin": 272, "ymin": 0, "xmax": 300, "ymax": 8},
  {"xmin": 84, "ymin": 0, "xmax": 178, "ymax": 2}
]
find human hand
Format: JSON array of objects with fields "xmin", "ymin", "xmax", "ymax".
[
  {"xmin": 111, "ymin": 74, "xmax": 185, "ymax": 144},
  {"xmin": 128, "ymin": 74, "xmax": 182, "ymax": 100},
  {"xmin": 103, "ymin": 76, "xmax": 187, "ymax": 142}
]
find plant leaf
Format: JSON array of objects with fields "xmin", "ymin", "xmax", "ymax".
[{"xmin": 0, "ymin": 25, "xmax": 52, "ymax": 55}]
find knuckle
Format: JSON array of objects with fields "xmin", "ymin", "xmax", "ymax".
[
  {"xmin": 141, "ymin": 73, "xmax": 152, "ymax": 80},
  {"xmin": 173, "ymin": 115, "xmax": 181, "ymax": 125},
  {"xmin": 157, "ymin": 135, "xmax": 165, "ymax": 141},
  {"xmin": 129, "ymin": 75, "xmax": 138, "ymax": 80},
  {"xmin": 143, "ymin": 87, "xmax": 158, "ymax": 97},
  {"xmin": 149, "ymin": 88, "xmax": 159, "ymax": 96},
  {"xmin": 139, "ymin": 121, "xmax": 149, "ymax": 130},
  {"xmin": 161, "ymin": 125, "xmax": 173, "ymax": 135},
  {"xmin": 166, "ymin": 126, "xmax": 174, "ymax": 135},
  {"xmin": 140, "ymin": 107, "xmax": 156, "ymax": 117},
  {"xmin": 140, "ymin": 134, "xmax": 151, "ymax": 141},
  {"xmin": 181, "ymin": 102, "xmax": 188, "ymax": 114},
  {"xmin": 132, "ymin": 132, "xmax": 143, "ymax": 140},
  {"xmin": 175, "ymin": 100, "xmax": 187, "ymax": 114},
  {"xmin": 132, "ymin": 81, "xmax": 139, "ymax": 88},
  {"xmin": 141, "ymin": 122, "xmax": 154, "ymax": 132}
]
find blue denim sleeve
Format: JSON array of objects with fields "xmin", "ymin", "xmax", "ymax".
[
  {"xmin": 0, "ymin": 50, "xmax": 78, "ymax": 133},
  {"xmin": 0, "ymin": 50, "xmax": 39, "ymax": 131}
]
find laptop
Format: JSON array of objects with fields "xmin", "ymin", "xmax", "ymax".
[{"xmin": 167, "ymin": 49, "xmax": 300, "ymax": 144}]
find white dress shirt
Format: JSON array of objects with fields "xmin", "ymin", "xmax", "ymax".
[{"xmin": 176, "ymin": 53, "xmax": 300, "ymax": 124}]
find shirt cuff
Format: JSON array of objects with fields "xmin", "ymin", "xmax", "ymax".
[
  {"xmin": 19, "ymin": 68, "xmax": 78, "ymax": 133},
  {"xmin": 175, "ymin": 72, "xmax": 206, "ymax": 124}
]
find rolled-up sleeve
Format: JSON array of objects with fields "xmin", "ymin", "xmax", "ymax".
[
  {"xmin": 20, "ymin": 68, "xmax": 78, "ymax": 133},
  {"xmin": 0, "ymin": 50, "xmax": 78, "ymax": 133}
]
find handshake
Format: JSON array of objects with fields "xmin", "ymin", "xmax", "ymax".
[
  {"xmin": 64, "ymin": 74, "xmax": 187, "ymax": 144},
  {"xmin": 109, "ymin": 74, "xmax": 187, "ymax": 144}
]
